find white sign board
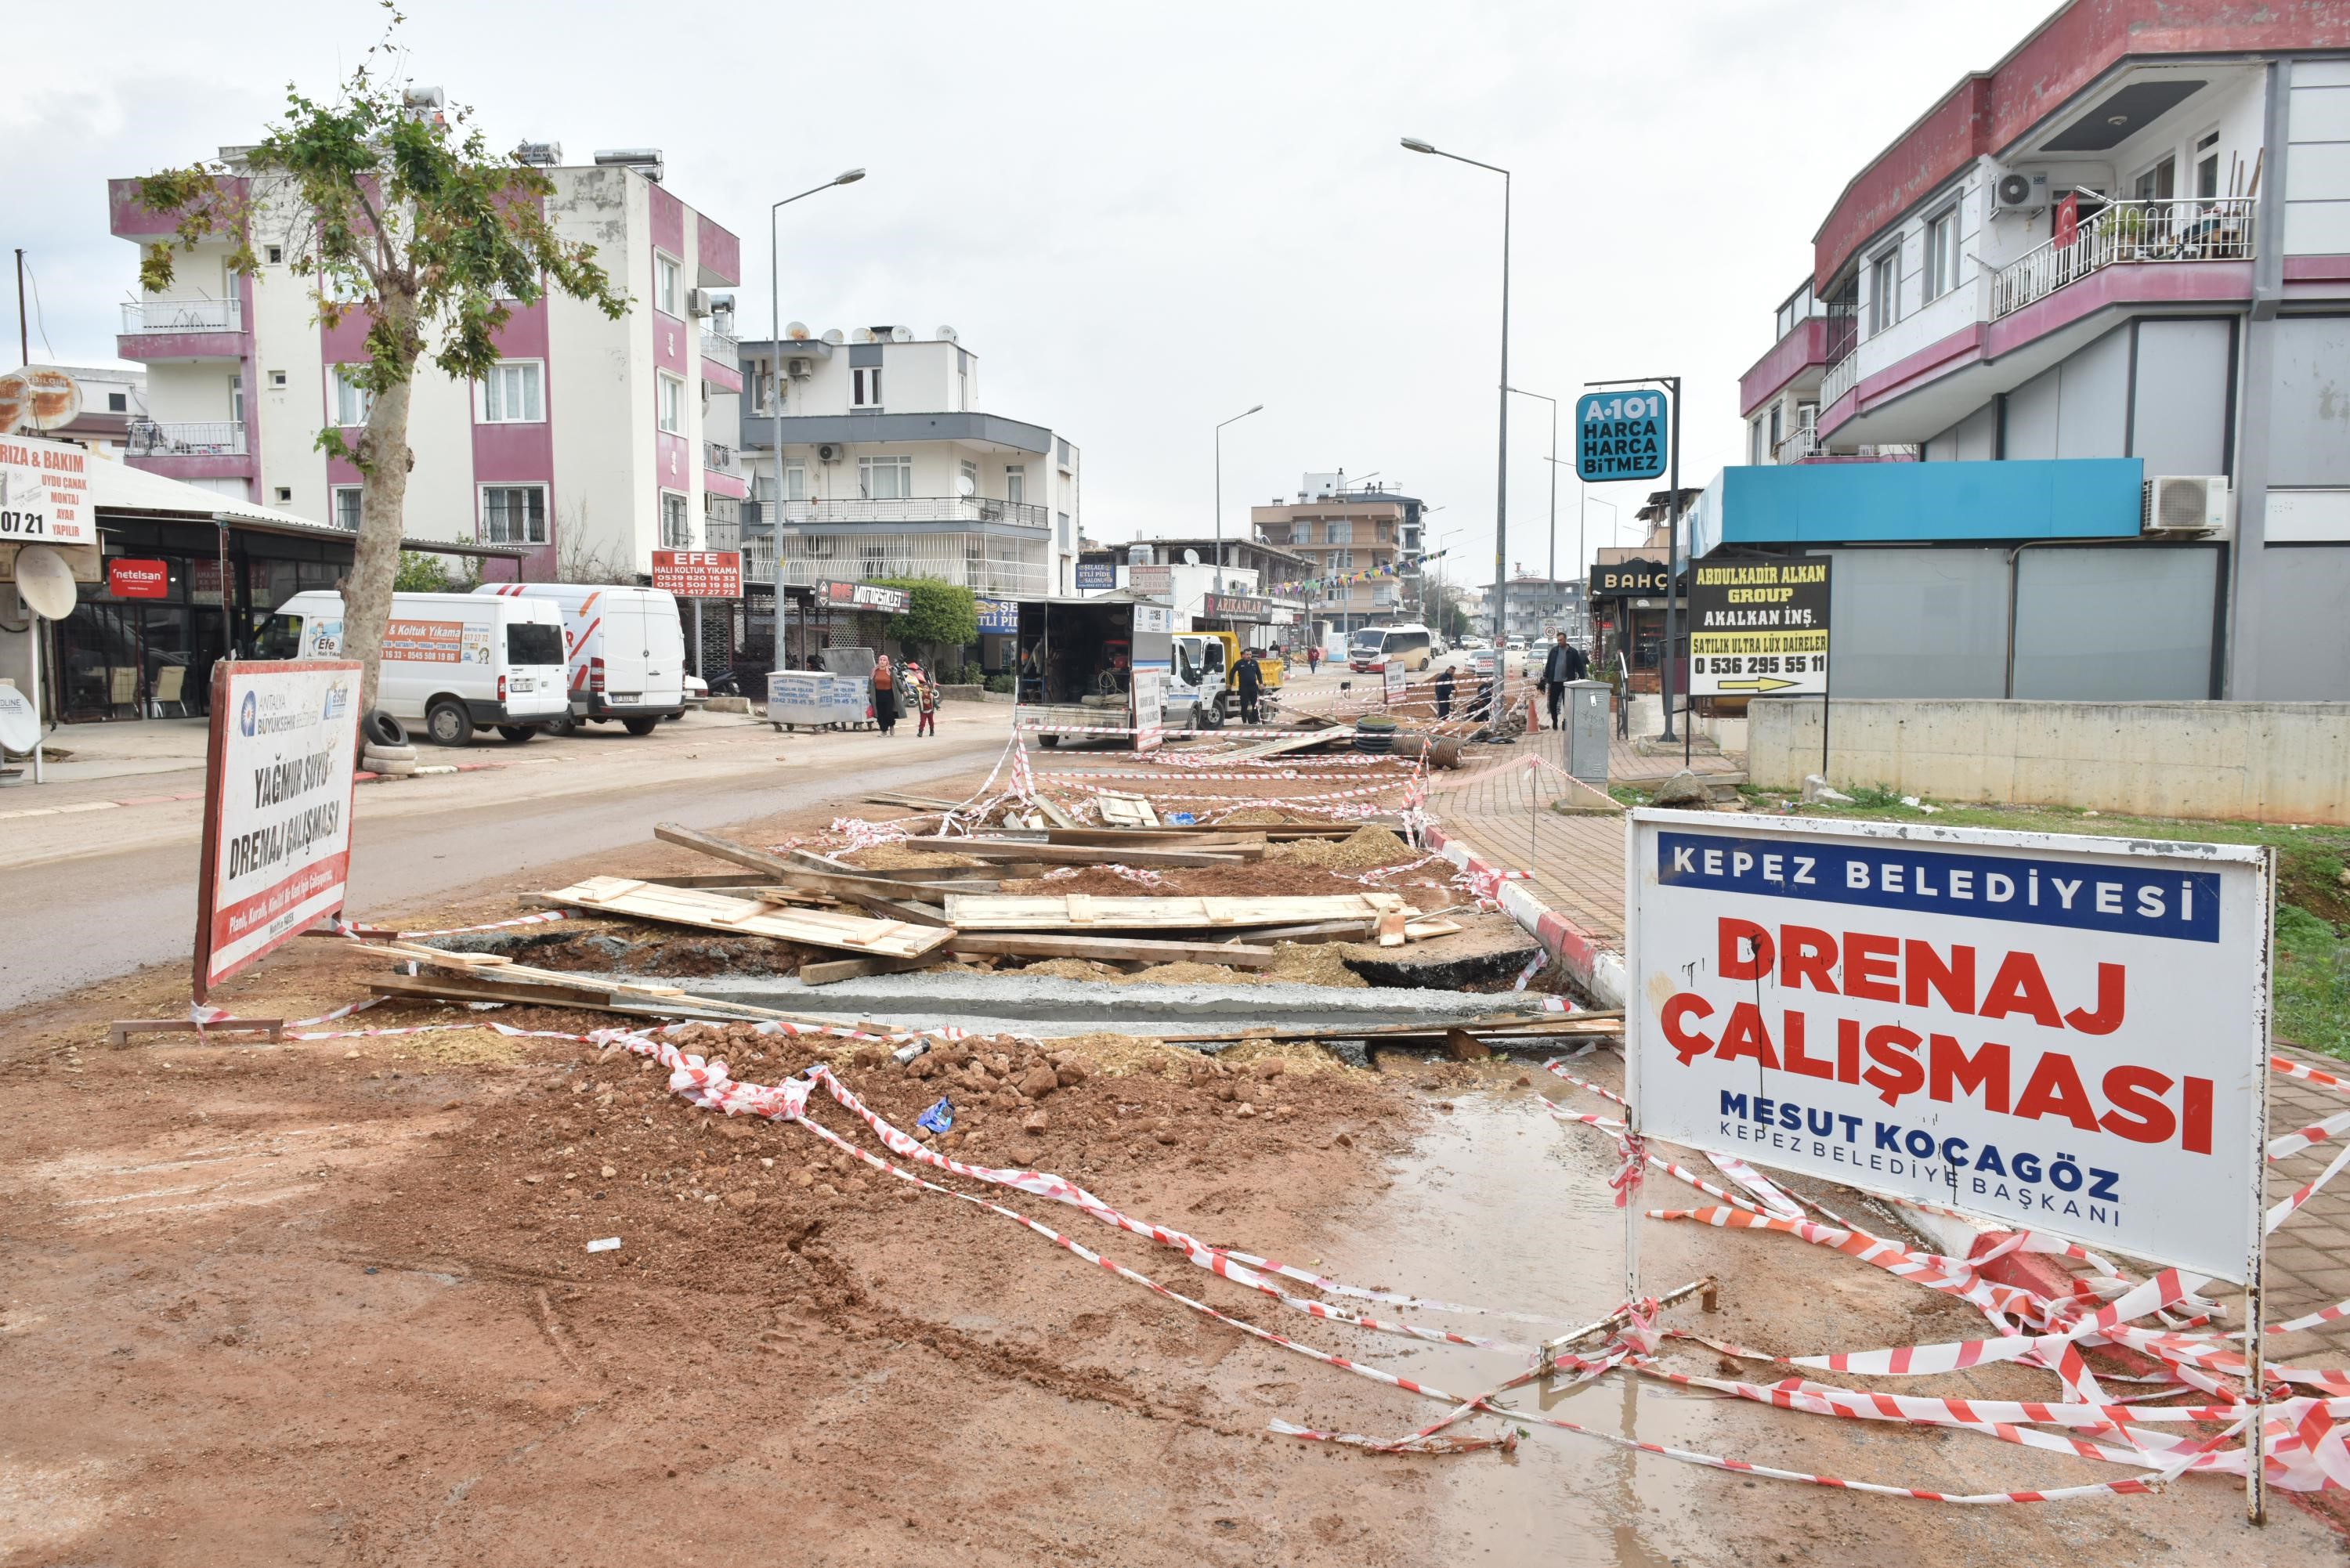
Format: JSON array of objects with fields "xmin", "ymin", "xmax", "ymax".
[
  {"xmin": 0, "ymin": 437, "xmax": 94, "ymax": 544},
  {"xmin": 1132, "ymin": 669, "xmax": 1164, "ymax": 753},
  {"xmin": 1383, "ymin": 659, "xmax": 1407, "ymax": 705},
  {"xmin": 193, "ymin": 660, "xmax": 363, "ymax": 999},
  {"xmin": 1627, "ymin": 811, "xmax": 2269, "ymax": 1281}
]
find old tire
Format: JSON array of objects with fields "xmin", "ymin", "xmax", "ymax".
[
  {"xmin": 425, "ymin": 700, "xmax": 474, "ymax": 747},
  {"xmin": 622, "ymin": 717, "xmax": 660, "ymax": 736},
  {"xmin": 367, "ymin": 757, "xmax": 418, "ymax": 777},
  {"xmin": 495, "ymin": 725, "xmax": 537, "ymax": 744},
  {"xmin": 363, "ymin": 709, "xmax": 408, "ymax": 749},
  {"xmin": 1039, "ymin": 734, "xmax": 1061, "ymax": 748}
]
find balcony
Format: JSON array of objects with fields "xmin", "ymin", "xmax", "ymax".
[
  {"xmin": 123, "ymin": 418, "xmax": 253, "ymax": 480},
  {"xmin": 699, "ymin": 328, "xmax": 743, "ymax": 392},
  {"xmin": 1992, "ymin": 198, "xmax": 2254, "ymax": 320},
  {"xmin": 776, "ymin": 496, "xmax": 1052, "ymax": 529},
  {"xmin": 1820, "ymin": 348, "xmax": 1860, "ymax": 410},
  {"xmin": 702, "ymin": 440, "xmax": 748, "ymax": 500},
  {"xmin": 118, "ymin": 297, "xmax": 247, "ymax": 361},
  {"xmin": 776, "ymin": 555, "xmax": 1050, "ymax": 598},
  {"xmin": 1771, "ymin": 427, "xmax": 1819, "ymax": 464}
]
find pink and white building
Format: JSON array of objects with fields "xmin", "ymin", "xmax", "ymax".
[{"xmin": 108, "ymin": 146, "xmax": 744, "ymax": 582}]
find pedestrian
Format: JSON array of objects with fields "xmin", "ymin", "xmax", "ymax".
[
  {"xmin": 872, "ymin": 654, "xmax": 898, "ymax": 734},
  {"xmin": 913, "ymin": 661, "xmax": 939, "ymax": 736},
  {"xmin": 1434, "ymin": 663, "xmax": 1456, "ymax": 721},
  {"xmin": 1305, "ymin": 644, "xmax": 1320, "ymax": 676},
  {"xmin": 1540, "ymin": 630, "xmax": 1589, "ymax": 732},
  {"xmin": 1235, "ymin": 646, "xmax": 1264, "ymax": 726}
]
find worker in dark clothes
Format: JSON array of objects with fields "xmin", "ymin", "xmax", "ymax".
[
  {"xmin": 1540, "ymin": 630, "xmax": 1589, "ymax": 731},
  {"xmin": 1235, "ymin": 647, "xmax": 1264, "ymax": 725},
  {"xmin": 1434, "ymin": 663, "xmax": 1456, "ymax": 721}
]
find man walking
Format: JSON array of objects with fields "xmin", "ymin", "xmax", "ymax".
[
  {"xmin": 1434, "ymin": 663, "xmax": 1456, "ymax": 722},
  {"xmin": 1540, "ymin": 630, "xmax": 1588, "ymax": 732},
  {"xmin": 1235, "ymin": 647, "xmax": 1264, "ymax": 726}
]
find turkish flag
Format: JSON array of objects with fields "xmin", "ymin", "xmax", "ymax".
[{"xmin": 2055, "ymin": 192, "xmax": 2080, "ymax": 248}]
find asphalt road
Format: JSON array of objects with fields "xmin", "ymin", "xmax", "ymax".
[{"xmin": 0, "ymin": 734, "xmax": 1005, "ymax": 1013}]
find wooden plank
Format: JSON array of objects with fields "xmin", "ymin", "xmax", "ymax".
[
  {"xmin": 632, "ymin": 872, "xmax": 827, "ymax": 894},
  {"xmin": 652, "ymin": 829, "xmax": 952, "ymax": 925},
  {"xmin": 1040, "ymin": 829, "xmax": 1267, "ymax": 850},
  {"xmin": 907, "ymin": 838, "xmax": 1259, "ymax": 869},
  {"xmin": 538, "ymin": 876, "xmax": 953, "ymax": 959},
  {"xmin": 940, "ymin": 891, "xmax": 1415, "ymax": 932},
  {"xmin": 945, "ymin": 932, "xmax": 1282, "ymax": 969},
  {"xmin": 798, "ymin": 954, "xmax": 938, "ymax": 986},
  {"xmin": 788, "ymin": 848, "xmax": 1003, "ymax": 885}
]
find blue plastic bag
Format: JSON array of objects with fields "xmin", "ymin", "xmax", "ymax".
[
  {"xmin": 1167, "ymin": 811, "xmax": 1197, "ymax": 826},
  {"xmin": 916, "ymin": 1096, "xmax": 955, "ymax": 1134}
]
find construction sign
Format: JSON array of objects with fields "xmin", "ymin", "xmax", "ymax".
[
  {"xmin": 1625, "ymin": 811, "xmax": 2271, "ymax": 1281},
  {"xmin": 1688, "ymin": 558, "xmax": 1831, "ymax": 697}
]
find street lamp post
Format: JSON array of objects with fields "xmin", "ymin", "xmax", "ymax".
[
  {"xmin": 1401, "ymin": 135, "xmax": 1509, "ymax": 717},
  {"xmin": 768, "ymin": 168, "xmax": 866, "ymax": 665},
  {"xmin": 1213, "ymin": 403, "xmax": 1264, "ymax": 602}
]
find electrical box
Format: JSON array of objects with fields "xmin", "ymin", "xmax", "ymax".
[{"xmin": 1564, "ymin": 678, "xmax": 1611, "ymax": 792}]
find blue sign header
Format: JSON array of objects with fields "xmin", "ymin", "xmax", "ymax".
[
  {"xmin": 1578, "ymin": 388, "xmax": 1671, "ymax": 483},
  {"xmin": 977, "ymin": 598, "xmax": 1019, "ymax": 633},
  {"xmin": 1655, "ymin": 830, "xmax": 2220, "ymax": 943}
]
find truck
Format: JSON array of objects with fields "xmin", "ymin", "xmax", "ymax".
[
  {"xmin": 1170, "ymin": 630, "xmax": 1284, "ymax": 728},
  {"xmin": 1011, "ymin": 592, "xmax": 1171, "ymax": 750}
]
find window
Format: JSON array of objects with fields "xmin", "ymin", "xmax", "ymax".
[
  {"xmin": 266, "ymin": 245, "xmax": 284, "ymax": 265},
  {"xmin": 107, "ymin": 391, "xmax": 127, "ymax": 413},
  {"xmin": 229, "ymin": 373, "xmax": 244, "ymax": 426},
  {"xmin": 1867, "ymin": 249, "xmax": 1900, "ymax": 334},
  {"xmin": 852, "ymin": 365, "xmax": 883, "ymax": 408},
  {"xmin": 660, "ymin": 491, "xmax": 690, "ymax": 547},
  {"xmin": 654, "ymin": 253, "xmax": 681, "ymax": 316},
  {"xmin": 481, "ymin": 360, "xmax": 544, "ymax": 423},
  {"xmin": 1289, "ymin": 522, "xmax": 1311, "ymax": 545},
  {"xmin": 331, "ymin": 365, "xmax": 372, "ymax": 427},
  {"xmin": 961, "ymin": 459, "xmax": 979, "ymax": 498},
  {"xmin": 2195, "ymin": 132, "xmax": 2221, "ymax": 201},
  {"xmin": 332, "ymin": 485, "xmax": 363, "ymax": 531},
  {"xmin": 1768, "ymin": 403, "xmax": 1784, "ymax": 451},
  {"xmin": 2132, "ymin": 156, "xmax": 2176, "ymax": 202},
  {"xmin": 1924, "ymin": 205, "xmax": 1960, "ymax": 300},
  {"xmin": 1325, "ymin": 521, "xmax": 1347, "ymax": 544},
  {"xmin": 1056, "ymin": 437, "xmax": 1072, "ymax": 470},
  {"xmin": 1750, "ymin": 417, "xmax": 1768, "ymax": 465},
  {"xmin": 481, "ymin": 485, "xmax": 548, "ymax": 544},
  {"xmin": 1058, "ymin": 513, "xmax": 1072, "ymax": 551},
  {"xmin": 782, "ymin": 461, "xmax": 808, "ymax": 501},
  {"xmin": 1329, "ymin": 550, "xmax": 1354, "ymax": 569},
  {"xmin": 274, "ymin": 486, "xmax": 292, "ymax": 504},
  {"xmin": 658, "ymin": 374, "xmax": 684, "ymax": 433},
  {"xmin": 508, "ymin": 621, "xmax": 562, "ymax": 666},
  {"xmin": 269, "ymin": 370, "xmax": 287, "ymax": 388},
  {"xmin": 1005, "ymin": 464, "xmax": 1025, "ymax": 504},
  {"xmin": 958, "ymin": 361, "xmax": 968, "ymax": 410},
  {"xmin": 1375, "ymin": 522, "xmax": 1393, "ymax": 543},
  {"xmin": 859, "ymin": 454, "xmax": 912, "ymax": 499}
]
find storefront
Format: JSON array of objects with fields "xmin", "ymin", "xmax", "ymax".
[{"xmin": 1587, "ymin": 558, "xmax": 1684, "ymax": 694}]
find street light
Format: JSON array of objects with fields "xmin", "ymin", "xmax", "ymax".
[
  {"xmin": 767, "ymin": 169, "xmax": 866, "ymax": 660},
  {"xmin": 1401, "ymin": 135, "xmax": 1509, "ymax": 715},
  {"xmin": 1213, "ymin": 403, "xmax": 1264, "ymax": 599}
]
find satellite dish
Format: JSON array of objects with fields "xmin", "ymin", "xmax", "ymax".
[
  {"xmin": 786, "ymin": 320, "xmax": 811, "ymax": 341},
  {"xmin": 0, "ymin": 683, "xmax": 36, "ymax": 757},
  {"xmin": 890, "ymin": 326, "xmax": 913, "ymax": 343},
  {"xmin": 13, "ymin": 544, "xmax": 77, "ymax": 620},
  {"xmin": 851, "ymin": 327, "xmax": 875, "ymax": 344},
  {"xmin": 821, "ymin": 328, "xmax": 845, "ymax": 345},
  {"xmin": 935, "ymin": 326, "xmax": 958, "ymax": 343},
  {"xmin": 0, "ymin": 367, "xmax": 80, "ymax": 434},
  {"xmin": 956, "ymin": 471, "xmax": 976, "ymax": 498},
  {"xmin": 1183, "ymin": 547, "xmax": 1201, "ymax": 566}
]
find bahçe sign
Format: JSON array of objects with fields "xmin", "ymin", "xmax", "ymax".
[
  {"xmin": 1627, "ymin": 811, "xmax": 2269, "ymax": 1281},
  {"xmin": 193, "ymin": 659, "xmax": 363, "ymax": 999},
  {"xmin": 651, "ymin": 549, "xmax": 743, "ymax": 598}
]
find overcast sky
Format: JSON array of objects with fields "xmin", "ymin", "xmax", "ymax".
[{"xmin": 9, "ymin": 0, "xmax": 2059, "ymax": 583}]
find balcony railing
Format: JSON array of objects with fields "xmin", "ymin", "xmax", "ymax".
[
  {"xmin": 121, "ymin": 298, "xmax": 243, "ymax": 334},
  {"xmin": 776, "ymin": 557, "xmax": 1050, "ymax": 598},
  {"xmin": 126, "ymin": 419, "xmax": 247, "ymax": 457},
  {"xmin": 1771, "ymin": 427, "xmax": 1820, "ymax": 464},
  {"xmin": 1821, "ymin": 348, "xmax": 1860, "ymax": 408},
  {"xmin": 776, "ymin": 496, "xmax": 1051, "ymax": 529},
  {"xmin": 700, "ymin": 327, "xmax": 739, "ymax": 363},
  {"xmin": 1992, "ymin": 197, "xmax": 2254, "ymax": 319},
  {"xmin": 704, "ymin": 440, "xmax": 741, "ymax": 476}
]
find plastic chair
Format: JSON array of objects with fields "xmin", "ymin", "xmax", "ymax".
[
  {"xmin": 109, "ymin": 667, "xmax": 139, "ymax": 718},
  {"xmin": 150, "ymin": 666, "xmax": 188, "ymax": 717}
]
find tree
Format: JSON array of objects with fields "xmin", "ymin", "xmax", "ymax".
[
  {"xmin": 876, "ymin": 578, "xmax": 979, "ymax": 659},
  {"xmin": 134, "ymin": 4, "xmax": 626, "ymax": 713},
  {"xmin": 392, "ymin": 551, "xmax": 450, "ymax": 591}
]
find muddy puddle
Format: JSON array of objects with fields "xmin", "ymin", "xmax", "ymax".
[{"xmin": 1310, "ymin": 1064, "xmax": 1750, "ymax": 1567}]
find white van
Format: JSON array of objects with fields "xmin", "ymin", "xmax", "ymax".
[
  {"xmin": 1347, "ymin": 623, "xmax": 1435, "ymax": 674},
  {"xmin": 261, "ymin": 591, "xmax": 569, "ymax": 746},
  {"xmin": 473, "ymin": 583, "xmax": 688, "ymax": 734}
]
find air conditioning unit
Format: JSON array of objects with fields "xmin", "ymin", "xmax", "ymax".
[
  {"xmin": 686, "ymin": 288, "xmax": 715, "ymax": 318},
  {"xmin": 817, "ymin": 443, "xmax": 841, "ymax": 463},
  {"xmin": 2142, "ymin": 475, "xmax": 2230, "ymax": 536},
  {"xmin": 1990, "ymin": 169, "xmax": 2048, "ymax": 215},
  {"xmin": 786, "ymin": 358, "xmax": 814, "ymax": 379}
]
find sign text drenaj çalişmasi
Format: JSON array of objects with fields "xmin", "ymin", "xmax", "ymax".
[{"xmin": 1627, "ymin": 811, "xmax": 2270, "ymax": 1281}]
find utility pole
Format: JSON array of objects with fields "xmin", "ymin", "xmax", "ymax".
[{"xmin": 15, "ymin": 250, "xmax": 28, "ymax": 364}]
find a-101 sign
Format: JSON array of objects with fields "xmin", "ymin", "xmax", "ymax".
[{"xmin": 1575, "ymin": 389, "xmax": 1669, "ymax": 483}]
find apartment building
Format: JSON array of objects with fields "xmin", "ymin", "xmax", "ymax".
[
  {"xmin": 736, "ymin": 327, "xmax": 1081, "ymax": 600},
  {"xmin": 1115, "ymin": 534, "xmax": 1313, "ymax": 634},
  {"xmin": 108, "ymin": 145, "xmax": 744, "ymax": 583},
  {"xmin": 1479, "ymin": 573, "xmax": 1587, "ymax": 645},
  {"xmin": 1725, "ymin": 0, "xmax": 2350, "ymax": 700},
  {"xmin": 1248, "ymin": 475, "xmax": 1426, "ymax": 640}
]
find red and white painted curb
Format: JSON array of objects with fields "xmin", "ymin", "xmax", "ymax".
[{"xmin": 1422, "ymin": 822, "xmax": 1626, "ymax": 1010}]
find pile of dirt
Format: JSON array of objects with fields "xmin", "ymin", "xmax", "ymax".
[
  {"xmin": 1130, "ymin": 961, "xmax": 1253, "ymax": 986},
  {"xmin": 1216, "ymin": 807, "xmax": 1306, "ymax": 826},
  {"xmin": 1264, "ymin": 826, "xmax": 1416, "ymax": 871},
  {"xmin": 851, "ymin": 844, "xmax": 983, "ymax": 870},
  {"xmin": 1019, "ymin": 958, "xmax": 1125, "ymax": 981},
  {"xmin": 1265, "ymin": 941, "xmax": 1370, "ymax": 988}
]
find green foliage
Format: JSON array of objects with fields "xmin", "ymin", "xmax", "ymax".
[
  {"xmin": 985, "ymin": 673, "xmax": 1014, "ymax": 694},
  {"xmin": 392, "ymin": 551, "xmax": 450, "ymax": 591},
  {"xmin": 133, "ymin": 2, "xmax": 627, "ymax": 474},
  {"xmin": 873, "ymin": 578, "xmax": 979, "ymax": 649},
  {"xmin": 2276, "ymin": 903, "xmax": 2350, "ymax": 1059}
]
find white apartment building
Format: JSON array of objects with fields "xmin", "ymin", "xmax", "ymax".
[
  {"xmin": 736, "ymin": 327, "xmax": 1080, "ymax": 598},
  {"xmin": 108, "ymin": 145, "xmax": 747, "ymax": 583}
]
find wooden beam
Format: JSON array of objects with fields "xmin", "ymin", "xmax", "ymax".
[
  {"xmin": 533, "ymin": 877, "xmax": 953, "ymax": 959},
  {"xmin": 906, "ymin": 838, "xmax": 1259, "ymax": 869},
  {"xmin": 798, "ymin": 954, "xmax": 936, "ymax": 985},
  {"xmin": 653, "ymin": 826, "xmax": 952, "ymax": 924},
  {"xmin": 788, "ymin": 848, "xmax": 1003, "ymax": 885},
  {"xmin": 944, "ymin": 932, "xmax": 1283, "ymax": 968}
]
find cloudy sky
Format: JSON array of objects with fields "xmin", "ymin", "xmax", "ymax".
[{"xmin": 11, "ymin": 0, "xmax": 2058, "ymax": 582}]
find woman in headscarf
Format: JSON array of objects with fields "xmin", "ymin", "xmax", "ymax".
[{"xmin": 871, "ymin": 654, "xmax": 898, "ymax": 735}]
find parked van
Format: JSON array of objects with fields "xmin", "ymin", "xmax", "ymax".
[
  {"xmin": 473, "ymin": 583, "xmax": 688, "ymax": 734},
  {"xmin": 1347, "ymin": 623, "xmax": 1434, "ymax": 674},
  {"xmin": 260, "ymin": 591, "xmax": 569, "ymax": 746}
]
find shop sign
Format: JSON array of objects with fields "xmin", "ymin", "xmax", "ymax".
[
  {"xmin": 1075, "ymin": 553, "xmax": 1117, "ymax": 591},
  {"xmin": 1590, "ymin": 559, "xmax": 1672, "ymax": 598},
  {"xmin": 0, "ymin": 436, "xmax": 93, "ymax": 544},
  {"xmin": 1627, "ymin": 811, "xmax": 2270, "ymax": 1281},
  {"xmin": 1202, "ymin": 592, "xmax": 1273, "ymax": 622},
  {"xmin": 383, "ymin": 619, "xmax": 490, "ymax": 665},
  {"xmin": 1688, "ymin": 558, "xmax": 1831, "ymax": 697},
  {"xmin": 978, "ymin": 598, "xmax": 1020, "ymax": 634},
  {"xmin": 1575, "ymin": 388, "xmax": 1670, "ymax": 483},
  {"xmin": 818, "ymin": 580, "xmax": 911, "ymax": 615},
  {"xmin": 1130, "ymin": 564, "xmax": 1173, "ymax": 595},
  {"xmin": 109, "ymin": 558, "xmax": 170, "ymax": 599},
  {"xmin": 193, "ymin": 659, "xmax": 363, "ymax": 999},
  {"xmin": 651, "ymin": 550, "xmax": 743, "ymax": 598}
]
